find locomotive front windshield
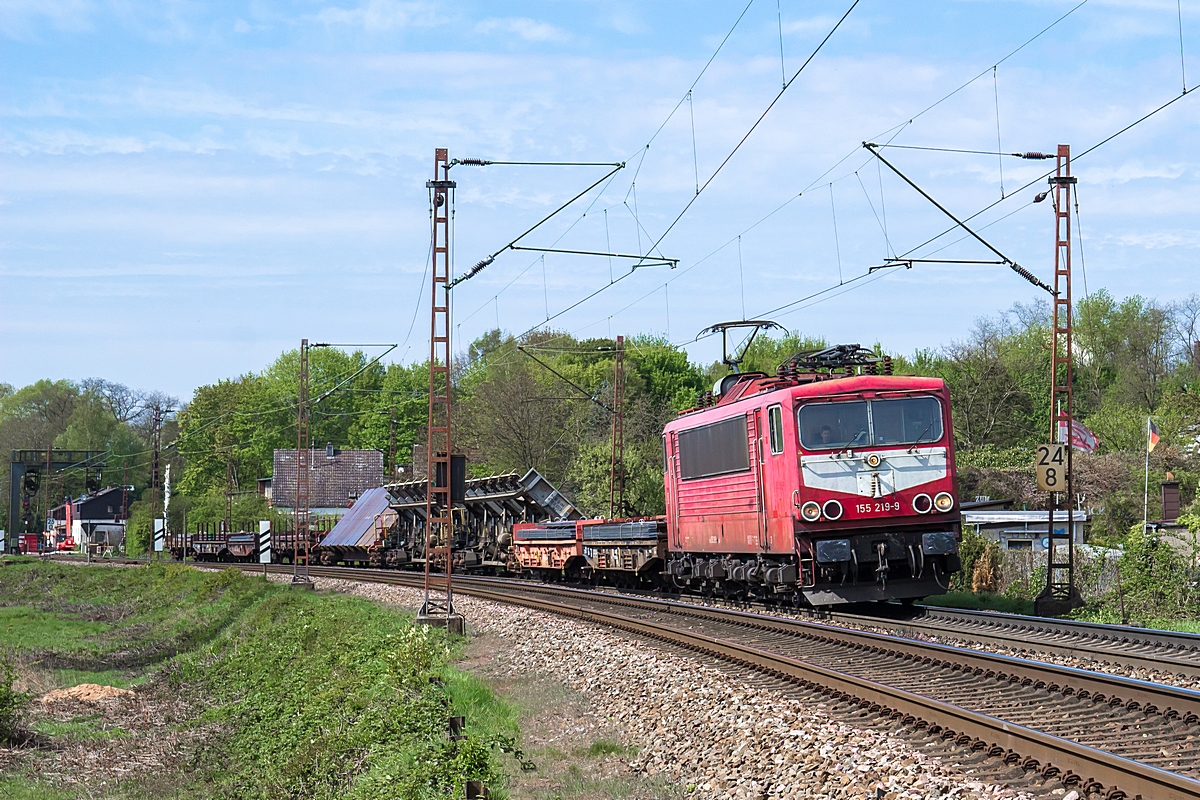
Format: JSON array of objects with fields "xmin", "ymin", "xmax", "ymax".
[{"xmin": 799, "ymin": 396, "xmax": 943, "ymax": 450}]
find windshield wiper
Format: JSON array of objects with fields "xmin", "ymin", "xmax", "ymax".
[
  {"xmin": 907, "ymin": 421, "xmax": 937, "ymax": 453},
  {"xmin": 836, "ymin": 429, "xmax": 868, "ymax": 458}
]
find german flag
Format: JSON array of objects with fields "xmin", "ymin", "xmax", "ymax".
[{"xmin": 1148, "ymin": 419, "xmax": 1160, "ymax": 453}]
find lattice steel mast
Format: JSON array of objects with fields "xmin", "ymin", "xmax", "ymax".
[
  {"xmin": 419, "ymin": 148, "xmax": 459, "ymax": 627},
  {"xmin": 1035, "ymin": 144, "xmax": 1083, "ymax": 615},
  {"xmin": 294, "ymin": 338, "xmax": 312, "ymax": 585}
]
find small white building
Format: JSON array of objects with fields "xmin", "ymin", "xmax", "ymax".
[{"xmin": 963, "ymin": 510, "xmax": 1087, "ymax": 552}]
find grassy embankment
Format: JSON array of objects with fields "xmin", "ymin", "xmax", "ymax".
[{"xmin": 0, "ymin": 558, "xmax": 516, "ymax": 799}]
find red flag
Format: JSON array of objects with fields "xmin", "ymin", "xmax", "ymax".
[
  {"xmin": 1148, "ymin": 419, "xmax": 1160, "ymax": 452},
  {"xmin": 1057, "ymin": 417, "xmax": 1099, "ymax": 453}
]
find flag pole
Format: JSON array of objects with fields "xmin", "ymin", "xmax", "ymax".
[{"xmin": 1143, "ymin": 416, "xmax": 1151, "ymax": 533}]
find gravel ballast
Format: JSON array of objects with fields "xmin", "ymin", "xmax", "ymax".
[{"xmin": 274, "ymin": 574, "xmax": 1038, "ymax": 800}]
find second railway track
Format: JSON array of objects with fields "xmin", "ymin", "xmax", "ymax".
[{"xmin": 51, "ymin": 555, "xmax": 1200, "ymax": 800}]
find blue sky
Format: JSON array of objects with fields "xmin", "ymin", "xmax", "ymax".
[{"xmin": 2, "ymin": 0, "xmax": 1198, "ymax": 401}]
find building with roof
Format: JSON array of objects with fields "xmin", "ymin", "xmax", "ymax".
[
  {"xmin": 49, "ymin": 487, "xmax": 128, "ymax": 551},
  {"xmin": 963, "ymin": 508, "xmax": 1087, "ymax": 552},
  {"xmin": 270, "ymin": 446, "xmax": 384, "ymax": 516}
]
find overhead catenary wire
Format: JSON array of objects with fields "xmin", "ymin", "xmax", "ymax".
[
  {"xmin": 516, "ymin": 1, "xmax": 859, "ymax": 341},
  {"xmin": 829, "ymin": 183, "xmax": 843, "ymax": 284},
  {"xmin": 864, "ymin": 142, "xmax": 1053, "ymax": 294},
  {"xmin": 448, "ymin": 162, "xmax": 626, "ymax": 289},
  {"xmin": 993, "ymin": 66, "xmax": 1006, "ymax": 198},
  {"xmin": 461, "ymin": 0, "xmax": 1084, "ymax": 364},
  {"xmin": 898, "ymin": 87, "xmax": 1195, "ymax": 263},
  {"xmin": 1179, "ymin": 0, "xmax": 1188, "ymax": 93},
  {"xmin": 460, "ymin": 0, "xmax": 1184, "ymax": 376},
  {"xmin": 639, "ymin": 0, "xmax": 860, "ymax": 256}
]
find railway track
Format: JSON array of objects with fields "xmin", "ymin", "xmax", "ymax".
[
  {"xmin": 45, "ymin": 555, "xmax": 1200, "ymax": 799},
  {"xmin": 825, "ymin": 605, "xmax": 1200, "ymax": 681},
  {"xmin": 265, "ymin": 563, "xmax": 1200, "ymax": 800}
]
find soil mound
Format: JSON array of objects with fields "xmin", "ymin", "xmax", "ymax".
[{"xmin": 40, "ymin": 684, "xmax": 134, "ymax": 703}]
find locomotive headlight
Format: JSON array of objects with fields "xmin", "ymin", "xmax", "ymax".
[
  {"xmin": 934, "ymin": 492, "xmax": 955, "ymax": 512},
  {"xmin": 800, "ymin": 501, "xmax": 822, "ymax": 522},
  {"xmin": 865, "ymin": 453, "xmax": 882, "ymax": 468},
  {"xmin": 912, "ymin": 493, "xmax": 933, "ymax": 514},
  {"xmin": 822, "ymin": 500, "xmax": 844, "ymax": 521}
]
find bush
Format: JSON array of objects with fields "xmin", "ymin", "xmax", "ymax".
[
  {"xmin": 0, "ymin": 658, "xmax": 30, "ymax": 744},
  {"xmin": 951, "ymin": 527, "xmax": 991, "ymax": 592},
  {"xmin": 1111, "ymin": 524, "xmax": 1200, "ymax": 622}
]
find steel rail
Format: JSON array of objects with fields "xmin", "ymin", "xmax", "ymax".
[
  {"xmin": 43, "ymin": 555, "xmax": 1200, "ymax": 798},
  {"xmin": 823, "ymin": 605, "xmax": 1200, "ymax": 679}
]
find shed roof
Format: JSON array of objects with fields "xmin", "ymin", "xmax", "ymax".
[
  {"xmin": 272, "ymin": 449, "xmax": 383, "ymax": 508},
  {"xmin": 963, "ymin": 510, "xmax": 1088, "ymax": 524}
]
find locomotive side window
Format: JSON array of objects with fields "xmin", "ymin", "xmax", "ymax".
[
  {"xmin": 662, "ymin": 435, "xmax": 668, "ymax": 473},
  {"xmin": 767, "ymin": 405, "xmax": 784, "ymax": 454},
  {"xmin": 871, "ymin": 396, "xmax": 942, "ymax": 445},
  {"xmin": 799, "ymin": 402, "xmax": 869, "ymax": 450},
  {"xmin": 677, "ymin": 415, "xmax": 751, "ymax": 479}
]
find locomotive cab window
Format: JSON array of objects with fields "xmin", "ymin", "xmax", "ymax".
[
  {"xmin": 767, "ymin": 405, "xmax": 784, "ymax": 455},
  {"xmin": 799, "ymin": 401, "xmax": 869, "ymax": 450},
  {"xmin": 798, "ymin": 396, "xmax": 943, "ymax": 450},
  {"xmin": 871, "ymin": 396, "xmax": 942, "ymax": 446}
]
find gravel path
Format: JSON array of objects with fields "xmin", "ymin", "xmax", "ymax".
[{"xmin": 277, "ymin": 574, "xmax": 1040, "ymax": 800}]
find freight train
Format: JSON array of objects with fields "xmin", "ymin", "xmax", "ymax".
[{"xmin": 171, "ymin": 345, "xmax": 961, "ymax": 606}]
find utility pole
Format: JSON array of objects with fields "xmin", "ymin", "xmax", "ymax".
[
  {"xmin": 387, "ymin": 408, "xmax": 398, "ymax": 481},
  {"xmin": 609, "ymin": 335, "xmax": 626, "ymax": 518},
  {"xmin": 42, "ymin": 447, "xmax": 51, "ymax": 552},
  {"xmin": 417, "ymin": 147, "xmax": 462, "ymax": 634},
  {"xmin": 294, "ymin": 338, "xmax": 313, "ymax": 587},
  {"xmin": 148, "ymin": 406, "xmax": 162, "ymax": 557},
  {"xmin": 1035, "ymin": 144, "xmax": 1083, "ymax": 617},
  {"xmin": 120, "ymin": 461, "xmax": 129, "ymax": 524},
  {"xmin": 225, "ymin": 448, "xmax": 234, "ymax": 534}
]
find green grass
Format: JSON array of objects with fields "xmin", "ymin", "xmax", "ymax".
[
  {"xmin": 921, "ymin": 591, "xmax": 1036, "ymax": 615},
  {"xmin": 1, "ymin": 562, "xmax": 515, "ymax": 800},
  {"xmin": 581, "ymin": 739, "xmax": 631, "ymax": 757},
  {"xmin": 1071, "ymin": 608, "xmax": 1200, "ymax": 634},
  {"xmin": 0, "ymin": 607, "xmax": 110, "ymax": 650},
  {"xmin": 0, "ymin": 777, "xmax": 75, "ymax": 800},
  {"xmin": 45, "ymin": 667, "xmax": 148, "ymax": 689},
  {"xmin": 33, "ymin": 714, "xmax": 129, "ymax": 742}
]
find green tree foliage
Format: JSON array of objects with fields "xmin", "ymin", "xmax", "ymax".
[
  {"xmin": 175, "ymin": 346, "xmax": 415, "ymax": 496},
  {"xmin": 0, "ymin": 378, "xmax": 175, "ymax": 536},
  {"xmin": 455, "ymin": 330, "xmax": 705, "ymax": 515}
]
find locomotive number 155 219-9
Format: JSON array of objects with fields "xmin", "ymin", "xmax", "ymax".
[{"xmin": 855, "ymin": 500, "xmax": 902, "ymax": 514}]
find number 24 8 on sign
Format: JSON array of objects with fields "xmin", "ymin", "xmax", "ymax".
[{"xmin": 1035, "ymin": 444, "xmax": 1067, "ymax": 491}]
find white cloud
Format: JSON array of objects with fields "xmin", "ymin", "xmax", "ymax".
[
  {"xmin": 475, "ymin": 16, "xmax": 569, "ymax": 43},
  {"xmin": 314, "ymin": 0, "xmax": 441, "ymax": 32},
  {"xmin": 0, "ymin": 0, "xmax": 93, "ymax": 39}
]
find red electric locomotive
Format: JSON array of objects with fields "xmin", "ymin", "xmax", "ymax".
[{"xmin": 661, "ymin": 345, "xmax": 962, "ymax": 605}]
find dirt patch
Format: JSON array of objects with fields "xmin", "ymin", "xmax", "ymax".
[
  {"xmin": 461, "ymin": 629, "xmax": 683, "ymax": 800},
  {"xmin": 40, "ymin": 684, "xmax": 134, "ymax": 703},
  {"xmin": 2, "ymin": 673, "xmax": 216, "ymax": 793}
]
